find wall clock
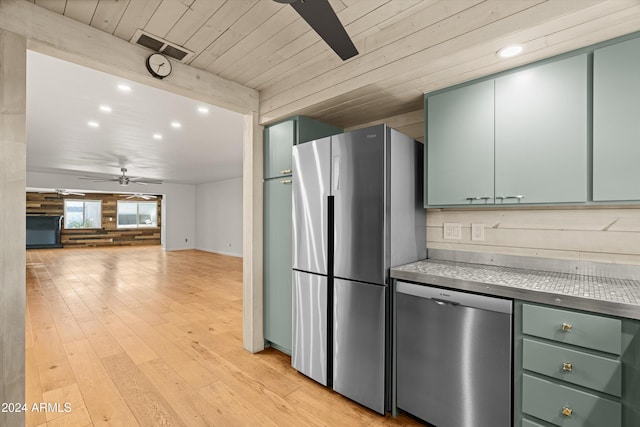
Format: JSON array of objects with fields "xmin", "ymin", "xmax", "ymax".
[{"xmin": 146, "ymin": 53, "xmax": 172, "ymax": 79}]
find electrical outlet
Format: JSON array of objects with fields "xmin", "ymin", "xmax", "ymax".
[
  {"xmin": 443, "ymin": 223, "xmax": 462, "ymax": 240},
  {"xmin": 471, "ymin": 223, "xmax": 485, "ymax": 241}
]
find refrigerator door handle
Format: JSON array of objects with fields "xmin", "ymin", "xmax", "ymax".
[{"xmin": 332, "ymin": 156, "xmax": 340, "ymax": 192}]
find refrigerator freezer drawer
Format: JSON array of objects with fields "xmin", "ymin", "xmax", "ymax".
[
  {"xmin": 333, "ymin": 278, "xmax": 386, "ymax": 414},
  {"xmin": 292, "ymin": 270, "xmax": 328, "ymax": 385}
]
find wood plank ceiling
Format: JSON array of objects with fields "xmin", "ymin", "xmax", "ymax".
[{"xmin": 28, "ymin": 0, "xmax": 640, "ymax": 130}]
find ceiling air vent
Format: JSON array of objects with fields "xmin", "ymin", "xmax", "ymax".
[{"xmin": 131, "ymin": 29, "xmax": 194, "ymax": 63}]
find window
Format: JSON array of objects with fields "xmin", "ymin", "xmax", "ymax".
[
  {"xmin": 64, "ymin": 200, "xmax": 101, "ymax": 229},
  {"xmin": 117, "ymin": 201, "xmax": 158, "ymax": 228}
]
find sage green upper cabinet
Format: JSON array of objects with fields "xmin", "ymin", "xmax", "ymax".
[
  {"xmin": 494, "ymin": 54, "xmax": 588, "ymax": 204},
  {"xmin": 264, "ymin": 120, "xmax": 296, "ymax": 180},
  {"xmin": 425, "ymin": 53, "xmax": 589, "ymax": 207},
  {"xmin": 426, "ymin": 80, "xmax": 495, "ymax": 206},
  {"xmin": 593, "ymin": 37, "xmax": 640, "ymax": 201}
]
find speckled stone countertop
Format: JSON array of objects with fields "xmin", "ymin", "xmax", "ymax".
[{"xmin": 391, "ymin": 259, "xmax": 640, "ymax": 320}]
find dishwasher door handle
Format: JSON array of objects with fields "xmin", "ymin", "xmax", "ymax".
[
  {"xmin": 432, "ymin": 298, "xmax": 460, "ymax": 307},
  {"xmin": 396, "ymin": 281, "xmax": 512, "ymax": 314}
]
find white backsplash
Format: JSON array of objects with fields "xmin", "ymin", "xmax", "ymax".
[{"xmin": 427, "ymin": 206, "xmax": 640, "ymax": 266}]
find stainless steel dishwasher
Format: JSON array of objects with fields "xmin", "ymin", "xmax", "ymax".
[{"xmin": 396, "ymin": 281, "xmax": 513, "ymax": 427}]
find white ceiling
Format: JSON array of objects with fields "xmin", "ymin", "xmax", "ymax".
[{"xmin": 26, "ymin": 50, "xmax": 244, "ymax": 186}]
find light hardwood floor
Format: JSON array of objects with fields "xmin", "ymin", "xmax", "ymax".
[{"xmin": 26, "ymin": 246, "xmax": 420, "ymax": 426}]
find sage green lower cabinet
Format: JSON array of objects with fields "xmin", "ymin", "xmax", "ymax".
[
  {"xmin": 522, "ymin": 374, "xmax": 621, "ymax": 427},
  {"xmin": 522, "ymin": 304, "xmax": 622, "ymax": 355},
  {"xmin": 516, "ymin": 301, "xmax": 640, "ymax": 427},
  {"xmin": 263, "ymin": 177, "xmax": 293, "ymax": 353},
  {"xmin": 593, "ymin": 37, "xmax": 640, "ymax": 201},
  {"xmin": 522, "ymin": 338, "xmax": 622, "ymax": 397},
  {"xmin": 522, "ymin": 419, "xmax": 547, "ymax": 427}
]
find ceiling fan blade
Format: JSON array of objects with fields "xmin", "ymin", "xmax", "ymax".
[
  {"xmin": 288, "ymin": 0, "xmax": 358, "ymax": 61},
  {"xmin": 130, "ymin": 179, "xmax": 163, "ymax": 185},
  {"xmin": 120, "ymin": 193, "xmax": 157, "ymax": 199},
  {"xmin": 77, "ymin": 177, "xmax": 117, "ymax": 182}
]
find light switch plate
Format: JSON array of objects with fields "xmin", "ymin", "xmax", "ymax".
[
  {"xmin": 471, "ymin": 223, "xmax": 485, "ymax": 241},
  {"xmin": 444, "ymin": 223, "xmax": 462, "ymax": 240}
]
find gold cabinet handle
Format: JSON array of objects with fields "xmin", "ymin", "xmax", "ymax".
[
  {"xmin": 562, "ymin": 362, "xmax": 573, "ymax": 372},
  {"xmin": 280, "ymin": 169, "xmax": 292, "ymax": 174},
  {"xmin": 280, "ymin": 179, "xmax": 292, "ymax": 184},
  {"xmin": 562, "ymin": 322, "xmax": 573, "ymax": 331},
  {"xmin": 562, "ymin": 407, "xmax": 573, "ymax": 417}
]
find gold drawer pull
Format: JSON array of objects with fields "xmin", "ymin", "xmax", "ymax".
[
  {"xmin": 562, "ymin": 362, "xmax": 573, "ymax": 372},
  {"xmin": 562, "ymin": 406, "xmax": 573, "ymax": 417},
  {"xmin": 280, "ymin": 179, "xmax": 292, "ymax": 184},
  {"xmin": 562, "ymin": 322, "xmax": 573, "ymax": 331},
  {"xmin": 280, "ymin": 169, "xmax": 292, "ymax": 174}
]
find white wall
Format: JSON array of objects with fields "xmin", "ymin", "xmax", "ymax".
[
  {"xmin": 195, "ymin": 177, "xmax": 243, "ymax": 257},
  {"xmin": 27, "ymin": 171, "xmax": 196, "ymax": 251}
]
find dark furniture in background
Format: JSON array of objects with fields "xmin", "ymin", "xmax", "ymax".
[{"xmin": 26, "ymin": 215, "xmax": 63, "ymax": 249}]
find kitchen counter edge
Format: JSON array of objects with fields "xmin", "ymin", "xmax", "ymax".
[{"xmin": 391, "ymin": 264, "xmax": 640, "ymax": 321}]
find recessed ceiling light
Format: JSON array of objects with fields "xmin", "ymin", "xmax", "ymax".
[
  {"xmin": 99, "ymin": 105, "xmax": 112, "ymax": 113},
  {"xmin": 197, "ymin": 106, "xmax": 209, "ymax": 114},
  {"xmin": 497, "ymin": 45, "xmax": 523, "ymax": 58},
  {"xmin": 117, "ymin": 84, "xmax": 132, "ymax": 92},
  {"xmin": 87, "ymin": 121, "xmax": 99, "ymax": 128},
  {"xmin": 171, "ymin": 121, "xmax": 182, "ymax": 129},
  {"xmin": 153, "ymin": 133, "xmax": 163, "ymax": 140}
]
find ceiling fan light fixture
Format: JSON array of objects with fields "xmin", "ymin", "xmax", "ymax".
[{"xmin": 497, "ymin": 44, "xmax": 523, "ymax": 58}]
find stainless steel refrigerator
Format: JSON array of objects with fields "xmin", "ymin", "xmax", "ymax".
[{"xmin": 291, "ymin": 124, "xmax": 425, "ymax": 414}]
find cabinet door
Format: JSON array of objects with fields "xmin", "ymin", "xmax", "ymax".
[
  {"xmin": 495, "ymin": 54, "xmax": 588, "ymax": 204},
  {"xmin": 264, "ymin": 120, "xmax": 295, "ymax": 179},
  {"xmin": 593, "ymin": 38, "xmax": 640, "ymax": 201},
  {"xmin": 297, "ymin": 116, "xmax": 342, "ymax": 144},
  {"xmin": 263, "ymin": 177, "xmax": 293, "ymax": 353},
  {"xmin": 426, "ymin": 80, "xmax": 494, "ymax": 206}
]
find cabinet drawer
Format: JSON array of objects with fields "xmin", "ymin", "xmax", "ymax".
[
  {"xmin": 522, "ymin": 418, "xmax": 546, "ymax": 427},
  {"xmin": 523, "ymin": 338, "xmax": 622, "ymax": 397},
  {"xmin": 522, "ymin": 374, "xmax": 621, "ymax": 427},
  {"xmin": 522, "ymin": 304, "xmax": 621, "ymax": 355}
]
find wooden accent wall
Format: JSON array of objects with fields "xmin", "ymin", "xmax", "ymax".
[{"xmin": 26, "ymin": 192, "xmax": 162, "ymax": 248}]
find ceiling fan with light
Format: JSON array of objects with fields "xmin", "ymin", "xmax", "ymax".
[
  {"xmin": 274, "ymin": 0, "xmax": 358, "ymax": 61},
  {"xmin": 79, "ymin": 167, "xmax": 162, "ymax": 186}
]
